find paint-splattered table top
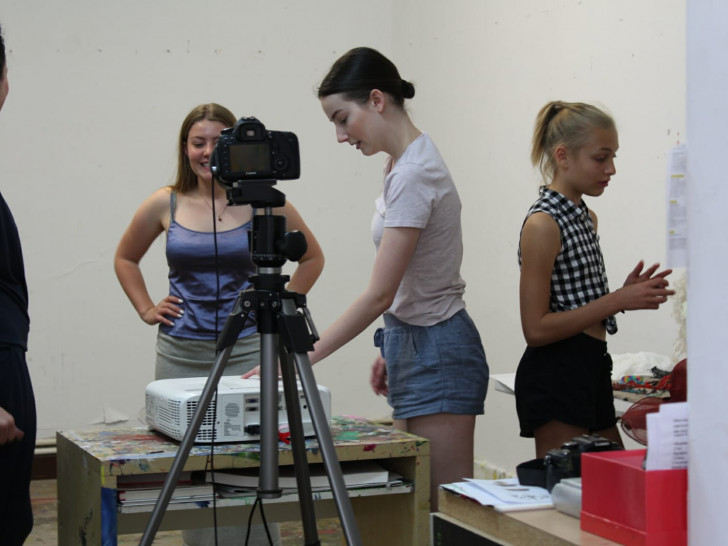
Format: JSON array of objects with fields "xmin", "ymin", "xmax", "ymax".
[{"xmin": 57, "ymin": 416, "xmax": 429, "ymax": 477}]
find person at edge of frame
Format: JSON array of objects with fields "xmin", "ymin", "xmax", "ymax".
[{"xmin": 0, "ymin": 20, "xmax": 39, "ymax": 546}]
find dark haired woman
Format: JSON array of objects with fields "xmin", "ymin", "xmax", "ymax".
[{"xmin": 305, "ymin": 47, "xmax": 489, "ymax": 511}]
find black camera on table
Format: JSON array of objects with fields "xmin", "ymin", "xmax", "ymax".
[
  {"xmin": 544, "ymin": 434, "xmax": 622, "ymax": 492},
  {"xmin": 211, "ymin": 116, "xmax": 300, "ymax": 184}
]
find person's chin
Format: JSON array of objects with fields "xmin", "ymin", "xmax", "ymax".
[{"xmin": 589, "ymin": 183, "xmax": 608, "ymax": 196}]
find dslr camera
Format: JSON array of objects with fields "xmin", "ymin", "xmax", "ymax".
[
  {"xmin": 211, "ymin": 116, "xmax": 300, "ymax": 185},
  {"xmin": 544, "ymin": 434, "xmax": 622, "ymax": 491}
]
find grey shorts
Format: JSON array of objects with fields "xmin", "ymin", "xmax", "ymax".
[{"xmin": 376, "ymin": 310, "xmax": 489, "ymax": 420}]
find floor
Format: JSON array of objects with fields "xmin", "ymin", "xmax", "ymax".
[{"xmin": 27, "ymin": 479, "xmax": 344, "ymax": 545}]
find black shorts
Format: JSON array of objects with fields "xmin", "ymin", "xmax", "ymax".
[{"xmin": 515, "ymin": 333, "xmax": 617, "ymax": 438}]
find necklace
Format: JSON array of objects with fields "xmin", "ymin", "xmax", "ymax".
[{"xmin": 199, "ymin": 194, "xmax": 228, "ymax": 222}]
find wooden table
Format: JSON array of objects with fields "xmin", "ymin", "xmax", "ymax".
[
  {"xmin": 57, "ymin": 417, "xmax": 430, "ymax": 545},
  {"xmin": 434, "ymin": 488, "xmax": 620, "ymax": 545}
]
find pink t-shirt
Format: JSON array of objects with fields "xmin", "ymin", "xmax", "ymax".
[{"xmin": 371, "ymin": 133, "xmax": 466, "ymax": 326}]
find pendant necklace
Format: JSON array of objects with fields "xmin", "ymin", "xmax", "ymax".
[{"xmin": 199, "ymin": 194, "xmax": 228, "ymax": 222}]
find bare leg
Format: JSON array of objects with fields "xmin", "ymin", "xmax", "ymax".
[
  {"xmin": 594, "ymin": 424, "xmax": 624, "ymax": 448},
  {"xmin": 395, "ymin": 413, "xmax": 475, "ymax": 512},
  {"xmin": 533, "ymin": 420, "xmax": 588, "ymax": 459}
]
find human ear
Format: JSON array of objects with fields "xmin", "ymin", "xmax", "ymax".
[
  {"xmin": 554, "ymin": 145, "xmax": 569, "ymax": 169},
  {"xmin": 369, "ymin": 89, "xmax": 385, "ymax": 111}
]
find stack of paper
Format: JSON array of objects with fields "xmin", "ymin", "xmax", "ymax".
[
  {"xmin": 442, "ymin": 477, "xmax": 552, "ymax": 512},
  {"xmin": 117, "ymin": 482, "xmax": 215, "ymax": 507},
  {"xmin": 645, "ymin": 401, "xmax": 688, "ymax": 470},
  {"xmin": 207, "ymin": 461, "xmax": 401, "ymax": 493}
]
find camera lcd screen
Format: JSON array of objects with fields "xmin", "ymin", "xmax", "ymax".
[{"xmin": 229, "ymin": 142, "xmax": 271, "ymax": 174}]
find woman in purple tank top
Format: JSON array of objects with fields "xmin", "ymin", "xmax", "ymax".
[
  {"xmin": 114, "ymin": 103, "xmax": 324, "ymax": 379},
  {"xmin": 114, "ymin": 103, "xmax": 323, "ymax": 546}
]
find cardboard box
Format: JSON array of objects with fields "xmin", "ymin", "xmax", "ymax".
[{"xmin": 581, "ymin": 449, "xmax": 687, "ymax": 546}]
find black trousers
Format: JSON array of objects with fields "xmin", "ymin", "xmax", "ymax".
[{"xmin": 0, "ymin": 344, "xmax": 37, "ymax": 545}]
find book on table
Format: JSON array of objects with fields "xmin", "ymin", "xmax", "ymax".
[
  {"xmin": 206, "ymin": 461, "xmax": 402, "ymax": 493},
  {"xmin": 117, "ymin": 472, "xmax": 214, "ymax": 506}
]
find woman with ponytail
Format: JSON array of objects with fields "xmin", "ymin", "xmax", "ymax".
[
  {"xmin": 311, "ymin": 47, "xmax": 489, "ymax": 511},
  {"xmin": 516, "ymin": 101, "xmax": 674, "ymax": 458}
]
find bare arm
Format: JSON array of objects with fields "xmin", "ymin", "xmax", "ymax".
[
  {"xmin": 519, "ymin": 212, "xmax": 674, "ymax": 347},
  {"xmin": 308, "ymin": 226, "xmax": 420, "ymax": 364},
  {"xmin": 114, "ymin": 187, "xmax": 183, "ymax": 326},
  {"xmin": 242, "ymin": 226, "xmax": 419, "ymax": 378},
  {"xmin": 277, "ymin": 201, "xmax": 325, "ymax": 295}
]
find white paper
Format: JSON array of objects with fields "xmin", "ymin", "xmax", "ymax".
[
  {"xmin": 442, "ymin": 478, "xmax": 552, "ymax": 512},
  {"xmin": 666, "ymin": 144, "xmax": 688, "ymax": 268},
  {"xmin": 645, "ymin": 401, "xmax": 689, "ymax": 470},
  {"xmin": 491, "ymin": 373, "xmax": 516, "ymax": 395}
]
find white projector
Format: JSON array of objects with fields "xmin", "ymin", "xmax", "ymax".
[{"xmin": 145, "ymin": 376, "xmax": 331, "ymax": 443}]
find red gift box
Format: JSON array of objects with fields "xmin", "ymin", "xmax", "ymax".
[{"xmin": 581, "ymin": 449, "xmax": 687, "ymax": 546}]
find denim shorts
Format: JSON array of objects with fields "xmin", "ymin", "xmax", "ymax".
[{"xmin": 375, "ymin": 309, "xmax": 489, "ymax": 420}]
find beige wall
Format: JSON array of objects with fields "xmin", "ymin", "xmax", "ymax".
[{"xmin": 0, "ymin": 0, "xmax": 685, "ymax": 473}]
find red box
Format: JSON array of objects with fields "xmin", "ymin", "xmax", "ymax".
[{"xmin": 581, "ymin": 449, "xmax": 687, "ymax": 546}]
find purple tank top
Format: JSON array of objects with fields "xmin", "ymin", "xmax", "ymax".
[{"xmin": 161, "ymin": 192, "xmax": 257, "ymax": 339}]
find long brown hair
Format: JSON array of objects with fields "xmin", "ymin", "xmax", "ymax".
[{"xmin": 172, "ymin": 103, "xmax": 236, "ymax": 193}]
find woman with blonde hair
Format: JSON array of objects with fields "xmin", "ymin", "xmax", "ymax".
[{"xmin": 516, "ymin": 101, "xmax": 673, "ymax": 458}]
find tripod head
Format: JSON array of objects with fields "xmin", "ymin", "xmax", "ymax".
[
  {"xmin": 223, "ymin": 180, "xmax": 308, "ymax": 269},
  {"xmin": 213, "ymin": 178, "xmax": 311, "ymax": 347}
]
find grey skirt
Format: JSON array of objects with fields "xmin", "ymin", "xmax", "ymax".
[{"xmin": 155, "ymin": 330, "xmax": 261, "ymax": 380}]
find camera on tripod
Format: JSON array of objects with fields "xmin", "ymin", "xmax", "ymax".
[
  {"xmin": 211, "ymin": 116, "xmax": 300, "ymax": 184},
  {"xmin": 544, "ymin": 434, "xmax": 622, "ymax": 491}
]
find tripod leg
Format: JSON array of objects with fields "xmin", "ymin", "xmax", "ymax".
[
  {"xmin": 258, "ymin": 332, "xmax": 283, "ymax": 499},
  {"xmin": 139, "ymin": 344, "xmax": 234, "ymax": 546},
  {"xmin": 276, "ymin": 296, "xmax": 362, "ymax": 544},
  {"xmin": 290, "ymin": 350, "xmax": 362, "ymax": 545},
  {"xmin": 278, "ymin": 341, "xmax": 321, "ymax": 545},
  {"xmin": 140, "ymin": 289, "xmax": 253, "ymax": 545}
]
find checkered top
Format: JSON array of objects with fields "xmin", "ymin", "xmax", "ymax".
[{"xmin": 519, "ymin": 187, "xmax": 617, "ymax": 335}]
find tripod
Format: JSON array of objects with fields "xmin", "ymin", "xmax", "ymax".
[{"xmin": 139, "ymin": 182, "xmax": 362, "ymax": 545}]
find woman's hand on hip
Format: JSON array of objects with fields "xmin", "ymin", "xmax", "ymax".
[{"xmin": 140, "ymin": 295, "xmax": 184, "ymax": 326}]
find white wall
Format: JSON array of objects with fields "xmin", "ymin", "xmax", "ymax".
[
  {"xmin": 389, "ymin": 0, "xmax": 686, "ymax": 471},
  {"xmin": 1, "ymin": 0, "xmax": 685, "ymax": 473},
  {"xmin": 686, "ymin": 2, "xmax": 728, "ymax": 543}
]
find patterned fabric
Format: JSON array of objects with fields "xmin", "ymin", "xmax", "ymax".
[{"xmin": 519, "ymin": 187, "xmax": 617, "ymax": 334}]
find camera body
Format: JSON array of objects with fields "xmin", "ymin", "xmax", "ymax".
[
  {"xmin": 212, "ymin": 116, "xmax": 300, "ymax": 184},
  {"xmin": 544, "ymin": 434, "xmax": 622, "ymax": 491}
]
